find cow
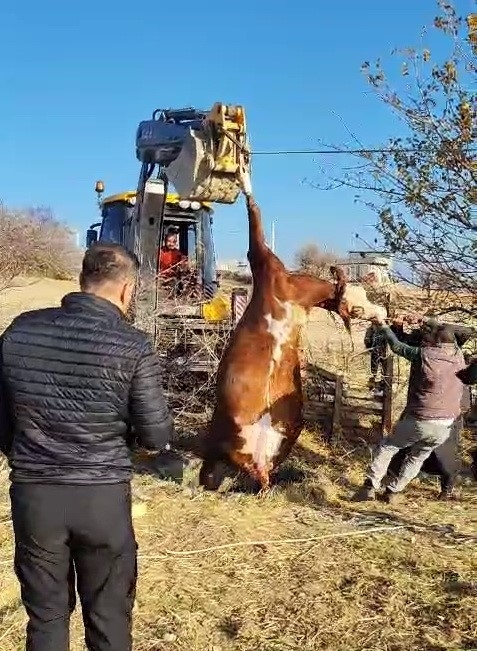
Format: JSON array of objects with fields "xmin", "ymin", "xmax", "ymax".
[{"xmin": 199, "ymin": 191, "xmax": 386, "ymax": 492}]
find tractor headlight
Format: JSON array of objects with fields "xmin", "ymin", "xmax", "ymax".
[
  {"xmin": 190, "ymin": 201, "xmax": 201, "ymax": 211},
  {"xmin": 128, "ymin": 197, "xmax": 137, "ymax": 206},
  {"xmin": 179, "ymin": 200, "xmax": 190, "ymax": 210}
]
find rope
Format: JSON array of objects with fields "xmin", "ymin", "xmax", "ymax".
[{"xmin": 137, "ymin": 525, "xmax": 404, "ymax": 559}]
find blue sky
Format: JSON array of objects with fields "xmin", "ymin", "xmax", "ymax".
[{"xmin": 0, "ymin": 0, "xmax": 473, "ymax": 264}]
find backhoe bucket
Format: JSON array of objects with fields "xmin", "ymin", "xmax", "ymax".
[
  {"xmin": 136, "ymin": 103, "xmax": 250, "ymax": 204},
  {"xmin": 166, "ymin": 128, "xmax": 243, "ymax": 204}
]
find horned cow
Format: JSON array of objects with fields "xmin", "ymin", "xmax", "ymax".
[{"xmin": 199, "ymin": 193, "xmax": 386, "ymax": 491}]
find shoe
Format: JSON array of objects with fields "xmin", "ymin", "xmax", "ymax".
[
  {"xmin": 471, "ymin": 453, "xmax": 477, "ymax": 481},
  {"xmin": 438, "ymin": 489, "xmax": 457, "ymax": 501},
  {"xmin": 383, "ymin": 489, "xmax": 403, "ymax": 505},
  {"xmin": 471, "ymin": 463, "xmax": 477, "ymax": 482},
  {"xmin": 352, "ymin": 482, "xmax": 376, "ymax": 502}
]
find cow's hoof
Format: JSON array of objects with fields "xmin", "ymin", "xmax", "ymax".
[
  {"xmin": 198, "ymin": 461, "xmax": 223, "ymax": 491},
  {"xmin": 258, "ymin": 484, "xmax": 274, "ymax": 498},
  {"xmin": 199, "ymin": 473, "xmax": 220, "ymax": 491}
]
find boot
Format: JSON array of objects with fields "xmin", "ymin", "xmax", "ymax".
[
  {"xmin": 438, "ymin": 490, "xmax": 456, "ymax": 501},
  {"xmin": 438, "ymin": 485, "xmax": 457, "ymax": 501},
  {"xmin": 352, "ymin": 479, "xmax": 376, "ymax": 502},
  {"xmin": 383, "ymin": 488, "xmax": 403, "ymax": 505},
  {"xmin": 471, "ymin": 449, "xmax": 477, "ymax": 481}
]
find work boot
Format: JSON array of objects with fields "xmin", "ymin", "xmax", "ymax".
[
  {"xmin": 438, "ymin": 488, "xmax": 457, "ymax": 501},
  {"xmin": 471, "ymin": 450, "xmax": 477, "ymax": 481},
  {"xmin": 352, "ymin": 479, "xmax": 376, "ymax": 502},
  {"xmin": 383, "ymin": 488, "xmax": 403, "ymax": 505}
]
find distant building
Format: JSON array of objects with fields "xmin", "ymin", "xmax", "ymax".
[
  {"xmin": 217, "ymin": 259, "xmax": 251, "ymax": 277},
  {"xmin": 336, "ymin": 250, "xmax": 393, "ymax": 286}
]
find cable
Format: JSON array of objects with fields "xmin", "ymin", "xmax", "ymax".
[
  {"xmin": 251, "ymin": 147, "xmax": 477, "ymax": 156},
  {"xmin": 220, "ymin": 124, "xmax": 476, "ymax": 157}
]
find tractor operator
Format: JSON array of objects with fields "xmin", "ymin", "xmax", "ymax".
[{"xmin": 158, "ymin": 231, "xmax": 188, "ymax": 280}]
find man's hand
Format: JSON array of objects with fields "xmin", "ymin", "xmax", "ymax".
[
  {"xmin": 392, "ymin": 314, "xmax": 405, "ymax": 327},
  {"xmin": 370, "ymin": 315, "xmax": 386, "ymax": 327},
  {"xmin": 392, "ymin": 312, "xmax": 422, "ymax": 327},
  {"xmin": 404, "ymin": 312, "xmax": 423, "ymax": 325}
]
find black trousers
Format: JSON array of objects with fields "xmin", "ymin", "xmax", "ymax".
[
  {"xmin": 370, "ymin": 349, "xmax": 386, "ymax": 378},
  {"xmin": 10, "ymin": 483, "xmax": 137, "ymax": 651}
]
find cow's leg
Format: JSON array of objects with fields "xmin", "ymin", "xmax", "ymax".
[{"xmin": 257, "ymin": 469, "xmax": 271, "ymax": 495}]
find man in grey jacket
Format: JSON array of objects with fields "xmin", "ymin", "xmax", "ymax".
[
  {"xmin": 385, "ymin": 316, "xmax": 476, "ymax": 499},
  {"xmin": 354, "ymin": 319, "xmax": 465, "ymax": 505}
]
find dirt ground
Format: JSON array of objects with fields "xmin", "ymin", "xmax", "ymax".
[{"xmin": 0, "ymin": 280, "xmax": 476, "ymax": 651}]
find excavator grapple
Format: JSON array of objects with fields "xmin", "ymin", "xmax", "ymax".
[{"xmin": 136, "ymin": 103, "xmax": 250, "ymax": 204}]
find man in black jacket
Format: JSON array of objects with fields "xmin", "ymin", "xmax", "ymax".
[
  {"xmin": 0, "ymin": 243, "xmax": 175, "ymax": 651},
  {"xmin": 364, "ymin": 323, "xmax": 388, "ymax": 393},
  {"xmin": 457, "ymin": 358, "xmax": 477, "ymax": 480}
]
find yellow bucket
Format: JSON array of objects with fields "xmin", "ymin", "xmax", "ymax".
[{"xmin": 201, "ymin": 294, "xmax": 230, "ymax": 321}]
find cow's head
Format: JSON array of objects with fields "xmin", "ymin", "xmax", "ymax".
[
  {"xmin": 287, "ymin": 273, "xmax": 342, "ymax": 315},
  {"xmin": 285, "ymin": 267, "xmax": 386, "ymax": 332},
  {"xmin": 325, "ymin": 266, "xmax": 353, "ymax": 331},
  {"xmin": 319, "ymin": 266, "xmax": 387, "ymax": 331}
]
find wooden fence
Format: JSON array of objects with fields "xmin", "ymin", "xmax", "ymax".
[{"xmin": 302, "ymin": 356, "xmax": 395, "ymax": 441}]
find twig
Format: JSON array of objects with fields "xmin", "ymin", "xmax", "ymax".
[
  {"xmin": 137, "ymin": 525, "xmax": 404, "ymax": 559},
  {"xmin": 0, "ymin": 619, "xmax": 23, "ymax": 643}
]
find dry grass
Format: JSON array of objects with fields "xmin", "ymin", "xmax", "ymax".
[
  {"xmin": 0, "ymin": 277, "xmax": 77, "ymax": 332},
  {"xmin": 1, "ymin": 435, "xmax": 476, "ymax": 651},
  {"xmin": 0, "ymin": 280, "xmax": 476, "ymax": 651}
]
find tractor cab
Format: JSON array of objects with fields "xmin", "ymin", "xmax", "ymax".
[{"xmin": 86, "ymin": 184, "xmax": 220, "ymax": 303}]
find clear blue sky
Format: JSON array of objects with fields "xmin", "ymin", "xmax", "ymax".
[{"xmin": 0, "ymin": 0, "xmax": 471, "ymax": 264}]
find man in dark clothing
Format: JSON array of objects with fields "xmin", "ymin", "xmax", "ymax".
[
  {"xmin": 386, "ymin": 317, "xmax": 476, "ymax": 497},
  {"xmin": 354, "ymin": 320, "xmax": 465, "ymax": 505},
  {"xmin": 0, "ymin": 243, "xmax": 175, "ymax": 651},
  {"xmin": 457, "ymin": 358, "xmax": 477, "ymax": 385},
  {"xmin": 364, "ymin": 324, "xmax": 388, "ymax": 393},
  {"xmin": 457, "ymin": 358, "xmax": 477, "ymax": 480}
]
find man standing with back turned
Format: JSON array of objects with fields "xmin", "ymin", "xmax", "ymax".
[{"xmin": 0, "ymin": 243, "xmax": 175, "ymax": 651}]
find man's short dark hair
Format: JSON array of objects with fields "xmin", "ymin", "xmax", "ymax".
[
  {"xmin": 80, "ymin": 243, "xmax": 139, "ymax": 290},
  {"xmin": 434, "ymin": 324, "xmax": 457, "ymax": 345},
  {"xmin": 421, "ymin": 322, "xmax": 456, "ymax": 346}
]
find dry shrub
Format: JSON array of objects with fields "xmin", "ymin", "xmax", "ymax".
[
  {"xmin": 0, "ymin": 203, "xmax": 81, "ymax": 290},
  {"xmin": 295, "ymin": 243, "xmax": 338, "ymax": 278},
  {"xmin": 219, "ymin": 269, "xmax": 252, "ymax": 286}
]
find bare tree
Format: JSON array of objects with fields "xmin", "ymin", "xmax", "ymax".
[
  {"xmin": 0, "ymin": 203, "xmax": 81, "ymax": 291},
  {"xmin": 320, "ymin": 1, "xmax": 476, "ymax": 306},
  {"xmin": 295, "ymin": 243, "xmax": 338, "ymax": 278}
]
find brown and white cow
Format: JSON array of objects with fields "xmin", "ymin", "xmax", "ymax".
[{"xmin": 199, "ymin": 192, "xmax": 386, "ymax": 491}]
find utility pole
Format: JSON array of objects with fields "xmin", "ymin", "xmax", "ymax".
[{"xmin": 270, "ymin": 220, "xmax": 276, "ymax": 253}]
